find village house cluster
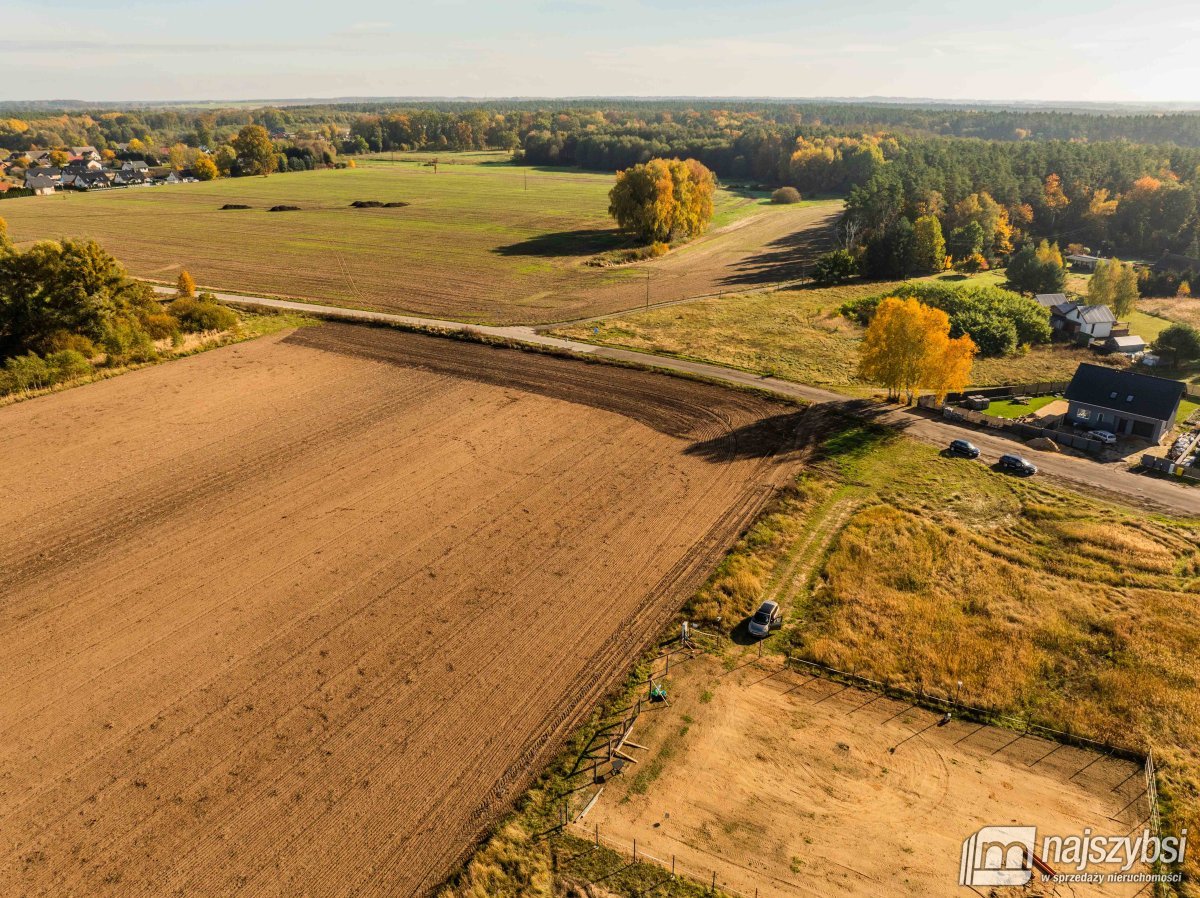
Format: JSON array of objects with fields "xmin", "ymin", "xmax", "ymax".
[{"xmin": 0, "ymin": 146, "xmax": 199, "ymax": 195}]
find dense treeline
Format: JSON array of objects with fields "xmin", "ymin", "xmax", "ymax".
[{"xmin": 12, "ymin": 99, "xmax": 1200, "ymax": 152}]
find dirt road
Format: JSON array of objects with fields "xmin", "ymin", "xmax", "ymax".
[
  {"xmin": 0, "ymin": 325, "xmax": 807, "ymax": 897},
  {"xmin": 158, "ymin": 288, "xmax": 1200, "ymax": 517}
]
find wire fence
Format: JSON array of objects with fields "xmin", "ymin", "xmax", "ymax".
[
  {"xmin": 550, "ymin": 632, "xmax": 1166, "ymax": 896},
  {"xmin": 560, "ymin": 822, "xmax": 763, "ymax": 898}
]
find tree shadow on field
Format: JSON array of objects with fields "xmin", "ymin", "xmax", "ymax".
[
  {"xmin": 718, "ymin": 215, "xmax": 839, "ymax": 288},
  {"xmin": 683, "ymin": 410, "xmax": 812, "ymax": 463},
  {"xmin": 494, "ymin": 228, "xmax": 631, "ymax": 258}
]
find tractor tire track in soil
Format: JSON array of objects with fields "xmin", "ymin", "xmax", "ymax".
[{"xmin": 0, "ymin": 324, "xmax": 813, "ymax": 898}]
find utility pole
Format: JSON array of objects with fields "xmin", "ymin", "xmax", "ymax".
[
  {"xmin": 524, "ymin": 170, "xmax": 527, "ymax": 191},
  {"xmin": 645, "ymin": 270, "xmax": 650, "ymax": 308}
]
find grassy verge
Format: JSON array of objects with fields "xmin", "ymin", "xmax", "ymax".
[{"xmin": 0, "ymin": 310, "xmax": 317, "ymax": 408}]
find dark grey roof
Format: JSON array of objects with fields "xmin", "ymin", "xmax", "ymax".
[
  {"xmin": 1077, "ymin": 304, "xmax": 1117, "ymax": 325},
  {"xmin": 1065, "ymin": 363, "xmax": 1183, "ymax": 421},
  {"xmin": 1035, "ymin": 293, "xmax": 1066, "ymax": 307}
]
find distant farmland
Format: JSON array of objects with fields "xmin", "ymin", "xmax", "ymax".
[{"xmin": 0, "ymin": 158, "xmax": 839, "ymax": 324}]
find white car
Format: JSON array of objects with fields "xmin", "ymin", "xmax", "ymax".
[{"xmin": 1091, "ymin": 430, "xmax": 1118, "ymax": 445}]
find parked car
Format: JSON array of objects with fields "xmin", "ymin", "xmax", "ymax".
[
  {"xmin": 947, "ymin": 438, "xmax": 981, "ymax": 459},
  {"xmin": 747, "ymin": 600, "xmax": 783, "ymax": 637},
  {"xmin": 998, "ymin": 454, "xmax": 1038, "ymax": 475},
  {"xmin": 1090, "ymin": 430, "xmax": 1117, "ymax": 445}
]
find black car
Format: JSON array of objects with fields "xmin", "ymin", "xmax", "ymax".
[
  {"xmin": 998, "ymin": 454, "xmax": 1037, "ymax": 475},
  {"xmin": 947, "ymin": 438, "xmax": 980, "ymax": 459}
]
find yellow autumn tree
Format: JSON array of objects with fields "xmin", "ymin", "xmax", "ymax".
[
  {"xmin": 858, "ymin": 297, "xmax": 976, "ymax": 403},
  {"xmin": 176, "ymin": 270, "xmax": 196, "ymax": 298},
  {"xmin": 1043, "ymin": 173, "xmax": 1070, "ymax": 210},
  {"xmin": 609, "ymin": 157, "xmax": 715, "ymax": 244}
]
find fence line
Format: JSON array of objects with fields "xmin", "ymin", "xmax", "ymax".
[{"xmin": 563, "ymin": 822, "xmax": 762, "ymax": 898}]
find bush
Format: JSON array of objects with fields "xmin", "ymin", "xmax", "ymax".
[
  {"xmin": 649, "ymin": 241, "xmax": 669, "ymax": 257},
  {"xmin": 4, "ymin": 353, "xmax": 51, "ymax": 391},
  {"xmin": 42, "ymin": 331, "xmax": 97, "ymax": 357},
  {"xmin": 102, "ymin": 320, "xmax": 158, "ymax": 364},
  {"xmin": 170, "ymin": 296, "xmax": 238, "ymax": 333},
  {"xmin": 45, "ymin": 349, "xmax": 93, "ymax": 383},
  {"xmin": 811, "ymin": 249, "xmax": 859, "ymax": 285},
  {"xmin": 142, "ymin": 312, "xmax": 182, "ymax": 341},
  {"xmin": 771, "ymin": 186, "xmax": 802, "ymax": 204}
]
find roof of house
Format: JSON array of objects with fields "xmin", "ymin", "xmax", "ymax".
[
  {"xmin": 1066, "ymin": 253, "xmax": 1103, "ymax": 263},
  {"xmin": 1035, "ymin": 293, "xmax": 1067, "ymax": 307},
  {"xmin": 1076, "ymin": 304, "xmax": 1117, "ymax": 325},
  {"xmin": 1065, "ymin": 363, "xmax": 1184, "ymax": 420},
  {"xmin": 1107, "ymin": 334, "xmax": 1147, "ymax": 349},
  {"xmin": 26, "ymin": 174, "xmax": 56, "ymax": 189}
]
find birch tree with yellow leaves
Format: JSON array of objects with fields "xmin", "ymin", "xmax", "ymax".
[{"xmin": 858, "ymin": 297, "xmax": 977, "ymax": 403}]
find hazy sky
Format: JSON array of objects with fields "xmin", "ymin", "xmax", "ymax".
[{"xmin": 3, "ymin": 0, "xmax": 1200, "ymax": 103}]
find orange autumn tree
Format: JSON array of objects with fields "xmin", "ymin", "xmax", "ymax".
[{"xmin": 858, "ymin": 297, "xmax": 977, "ymax": 403}]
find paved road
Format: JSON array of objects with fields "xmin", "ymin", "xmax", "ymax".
[{"xmin": 156, "ymin": 286, "xmax": 1200, "ymax": 516}]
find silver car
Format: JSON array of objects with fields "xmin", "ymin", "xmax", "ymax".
[{"xmin": 748, "ymin": 600, "xmax": 783, "ymax": 637}]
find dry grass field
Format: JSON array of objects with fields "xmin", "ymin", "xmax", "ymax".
[
  {"xmin": 585, "ymin": 655, "xmax": 1150, "ymax": 897},
  {"xmin": 668, "ymin": 423, "xmax": 1200, "ymax": 892},
  {"xmin": 0, "ymin": 158, "xmax": 838, "ymax": 325},
  {"xmin": 0, "ymin": 323, "xmax": 810, "ymax": 897},
  {"xmin": 552, "ymin": 278, "xmax": 1099, "ymax": 393}
]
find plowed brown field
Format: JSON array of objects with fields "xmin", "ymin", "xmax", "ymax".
[{"xmin": 0, "ymin": 324, "xmax": 807, "ymax": 897}]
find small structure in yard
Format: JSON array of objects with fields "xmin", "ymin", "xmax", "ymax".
[
  {"xmin": 1064, "ymin": 363, "xmax": 1184, "ymax": 441},
  {"xmin": 1065, "ymin": 253, "xmax": 1104, "ymax": 272},
  {"xmin": 1051, "ymin": 301, "xmax": 1117, "ymax": 342},
  {"xmin": 1104, "ymin": 334, "xmax": 1147, "ymax": 355}
]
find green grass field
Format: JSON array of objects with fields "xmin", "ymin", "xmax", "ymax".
[
  {"xmin": 0, "ymin": 155, "xmax": 827, "ymax": 325},
  {"xmin": 983, "ymin": 394, "xmax": 1061, "ymax": 418}
]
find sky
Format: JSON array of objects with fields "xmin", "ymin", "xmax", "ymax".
[{"xmin": 3, "ymin": 0, "xmax": 1200, "ymax": 104}]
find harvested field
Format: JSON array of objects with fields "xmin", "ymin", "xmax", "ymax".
[
  {"xmin": 584, "ymin": 655, "xmax": 1151, "ymax": 897},
  {"xmin": 0, "ymin": 160, "xmax": 839, "ymax": 325},
  {"xmin": 0, "ymin": 323, "xmax": 809, "ymax": 897}
]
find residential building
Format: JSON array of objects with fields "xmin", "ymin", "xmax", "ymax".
[
  {"xmin": 1064, "ymin": 363, "xmax": 1184, "ymax": 441},
  {"xmin": 1050, "ymin": 301, "xmax": 1118, "ymax": 341}
]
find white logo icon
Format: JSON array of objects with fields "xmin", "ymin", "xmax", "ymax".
[{"xmin": 960, "ymin": 826, "xmax": 1036, "ymax": 886}]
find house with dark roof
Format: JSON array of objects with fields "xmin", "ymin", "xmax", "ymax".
[
  {"xmin": 121, "ymin": 160, "xmax": 149, "ymax": 173},
  {"xmin": 24, "ymin": 167, "xmax": 61, "ymax": 189},
  {"xmin": 1050, "ymin": 301, "xmax": 1118, "ymax": 342},
  {"xmin": 1064, "ymin": 363, "xmax": 1184, "ymax": 441},
  {"xmin": 25, "ymin": 174, "xmax": 57, "ymax": 196}
]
